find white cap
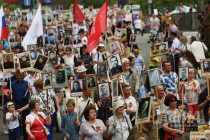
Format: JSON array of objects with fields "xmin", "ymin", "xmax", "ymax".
[
  {"xmin": 7, "ymin": 102, "xmax": 14, "ymax": 108},
  {"xmin": 76, "ymin": 65, "xmax": 87, "ymax": 73},
  {"xmin": 114, "ymin": 100, "xmax": 124, "ymax": 111},
  {"xmin": 98, "ymin": 43, "xmax": 105, "ymax": 47}
]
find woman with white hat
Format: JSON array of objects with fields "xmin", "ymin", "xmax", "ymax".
[{"xmin": 108, "ymin": 100, "xmax": 132, "ymax": 140}]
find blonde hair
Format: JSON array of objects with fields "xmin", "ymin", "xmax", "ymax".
[
  {"xmin": 180, "ymin": 36, "xmax": 188, "ymax": 44},
  {"xmin": 66, "ymin": 99, "xmax": 75, "ymax": 106}
]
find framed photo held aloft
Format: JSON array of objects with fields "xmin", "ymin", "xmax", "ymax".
[
  {"xmin": 42, "ymin": 73, "xmax": 52, "ymax": 90},
  {"xmin": 2, "ymin": 53, "xmax": 15, "ymax": 73},
  {"xmin": 27, "ymin": 44, "xmax": 38, "ymax": 51},
  {"xmin": 105, "ymin": 28, "xmax": 114, "ymax": 40},
  {"xmin": 72, "ymin": 34, "xmax": 83, "ymax": 48},
  {"xmin": 201, "ymin": 58, "xmax": 210, "ymax": 77},
  {"xmin": 0, "ymin": 73, "xmax": 8, "ymax": 85},
  {"xmin": 70, "ymin": 80, "xmax": 83, "ymax": 97},
  {"xmin": 136, "ymin": 96, "xmax": 152, "ymax": 124},
  {"xmin": 150, "ymin": 42, "xmax": 169, "ymax": 57},
  {"xmin": 148, "ymin": 68, "xmax": 161, "ymax": 87},
  {"xmin": 108, "ymin": 40, "xmax": 122, "ymax": 55},
  {"xmin": 111, "ymin": 78, "xmax": 118, "ymax": 102},
  {"xmin": 17, "ymin": 52, "xmax": 32, "ymax": 71},
  {"xmin": 86, "ymin": 74, "xmax": 97, "ymax": 90},
  {"xmin": 107, "ymin": 53, "xmax": 124, "ymax": 78},
  {"xmin": 33, "ymin": 54, "xmax": 49, "ymax": 72},
  {"xmin": 152, "ymin": 104, "xmax": 162, "ymax": 123},
  {"xmin": 98, "ymin": 82, "xmax": 110, "ymax": 100},
  {"xmin": 55, "ymin": 69, "xmax": 68, "ymax": 88},
  {"xmin": 48, "ymin": 51, "xmax": 57, "ymax": 64},
  {"xmin": 114, "ymin": 28, "xmax": 122, "ymax": 40},
  {"xmin": 179, "ymin": 67, "xmax": 189, "ymax": 84},
  {"xmin": 97, "ymin": 61, "xmax": 108, "ymax": 78}
]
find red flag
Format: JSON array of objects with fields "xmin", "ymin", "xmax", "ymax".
[
  {"xmin": 73, "ymin": 0, "xmax": 85, "ymax": 23},
  {"xmin": 87, "ymin": 0, "xmax": 108, "ymax": 52},
  {"xmin": 2, "ymin": 88, "xmax": 9, "ymax": 96}
]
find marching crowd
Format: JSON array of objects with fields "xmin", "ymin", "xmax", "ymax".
[{"xmin": 0, "ymin": 1, "xmax": 210, "ymax": 140}]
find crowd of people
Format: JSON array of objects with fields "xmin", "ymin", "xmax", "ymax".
[{"xmin": 0, "ymin": 1, "xmax": 210, "ymax": 140}]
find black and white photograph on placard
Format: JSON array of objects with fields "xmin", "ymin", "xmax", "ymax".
[
  {"xmin": 159, "ymin": 42, "xmax": 168, "ymax": 53},
  {"xmin": 109, "ymin": 40, "xmax": 122, "ymax": 55},
  {"xmin": 111, "ymin": 78, "xmax": 118, "ymax": 102},
  {"xmin": 114, "ymin": 28, "xmax": 122, "ymax": 39},
  {"xmin": 201, "ymin": 59, "xmax": 210, "ymax": 77},
  {"xmin": 57, "ymin": 24, "xmax": 64, "ymax": 32},
  {"xmin": 55, "ymin": 69, "xmax": 68, "ymax": 88},
  {"xmin": 3, "ymin": 53, "xmax": 15, "ymax": 72},
  {"xmin": 71, "ymin": 80, "xmax": 83, "ymax": 97},
  {"xmin": 73, "ymin": 34, "xmax": 83, "ymax": 48},
  {"xmin": 0, "ymin": 73, "xmax": 8, "ymax": 85},
  {"xmin": 148, "ymin": 68, "xmax": 161, "ymax": 87},
  {"xmin": 105, "ymin": 28, "xmax": 113, "ymax": 40},
  {"xmin": 17, "ymin": 52, "xmax": 31, "ymax": 70},
  {"xmin": 136, "ymin": 97, "xmax": 152, "ymax": 124},
  {"xmin": 86, "ymin": 74, "xmax": 97, "ymax": 90},
  {"xmin": 97, "ymin": 61, "xmax": 108, "ymax": 78},
  {"xmin": 42, "ymin": 73, "xmax": 52, "ymax": 90},
  {"xmin": 10, "ymin": 21, "xmax": 17, "ymax": 30},
  {"xmin": 33, "ymin": 54, "xmax": 48, "ymax": 72},
  {"xmin": 179, "ymin": 67, "xmax": 189, "ymax": 83},
  {"xmin": 107, "ymin": 54, "xmax": 124, "ymax": 78},
  {"xmin": 30, "ymin": 50, "xmax": 37, "ymax": 61},
  {"xmin": 98, "ymin": 83, "xmax": 110, "ymax": 100},
  {"xmin": 48, "ymin": 51, "xmax": 57, "ymax": 64},
  {"xmin": 27, "ymin": 44, "xmax": 37, "ymax": 51},
  {"xmin": 152, "ymin": 104, "xmax": 162, "ymax": 123}
]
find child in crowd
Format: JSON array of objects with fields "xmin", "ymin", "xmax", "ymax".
[
  {"xmin": 61, "ymin": 99, "xmax": 81, "ymax": 140},
  {"xmin": 6, "ymin": 102, "xmax": 21, "ymax": 140}
]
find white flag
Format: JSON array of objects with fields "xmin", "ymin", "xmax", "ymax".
[{"xmin": 22, "ymin": 4, "xmax": 43, "ymax": 50}]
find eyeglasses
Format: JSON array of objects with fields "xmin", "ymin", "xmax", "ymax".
[
  {"xmin": 170, "ymin": 100, "xmax": 177, "ymax": 103},
  {"xmin": 66, "ymin": 50, "xmax": 70, "ymax": 51}
]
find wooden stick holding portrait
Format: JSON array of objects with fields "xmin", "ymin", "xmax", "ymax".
[
  {"xmin": 207, "ymin": 76, "xmax": 210, "ymax": 96},
  {"xmin": 117, "ymin": 77, "xmax": 125, "ymax": 103}
]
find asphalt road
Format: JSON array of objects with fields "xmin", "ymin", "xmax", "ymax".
[{"xmin": 0, "ymin": 31, "xmax": 197, "ymax": 139}]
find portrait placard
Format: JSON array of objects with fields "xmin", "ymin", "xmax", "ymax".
[
  {"xmin": 201, "ymin": 58, "xmax": 210, "ymax": 77},
  {"xmin": 55, "ymin": 69, "xmax": 68, "ymax": 88},
  {"xmin": 86, "ymin": 74, "xmax": 97, "ymax": 90},
  {"xmin": 70, "ymin": 80, "xmax": 83, "ymax": 97},
  {"xmin": 27, "ymin": 44, "xmax": 38, "ymax": 51},
  {"xmin": 33, "ymin": 54, "xmax": 48, "ymax": 72},
  {"xmin": 48, "ymin": 51, "xmax": 57, "ymax": 64},
  {"xmin": 17, "ymin": 52, "xmax": 32, "ymax": 71},
  {"xmin": 98, "ymin": 82, "xmax": 110, "ymax": 100},
  {"xmin": 148, "ymin": 68, "xmax": 161, "ymax": 87},
  {"xmin": 179, "ymin": 67, "xmax": 189, "ymax": 84},
  {"xmin": 111, "ymin": 78, "xmax": 118, "ymax": 102},
  {"xmin": 136, "ymin": 97, "xmax": 152, "ymax": 124},
  {"xmin": 0, "ymin": 73, "xmax": 8, "ymax": 85},
  {"xmin": 114, "ymin": 28, "xmax": 122, "ymax": 40},
  {"xmin": 2, "ymin": 53, "xmax": 15, "ymax": 73},
  {"xmin": 105, "ymin": 28, "xmax": 114, "ymax": 40},
  {"xmin": 108, "ymin": 40, "xmax": 122, "ymax": 55},
  {"xmin": 72, "ymin": 34, "xmax": 83, "ymax": 48},
  {"xmin": 97, "ymin": 61, "xmax": 108, "ymax": 78},
  {"xmin": 152, "ymin": 104, "xmax": 162, "ymax": 123},
  {"xmin": 107, "ymin": 54, "xmax": 124, "ymax": 78},
  {"xmin": 42, "ymin": 73, "xmax": 52, "ymax": 90},
  {"xmin": 150, "ymin": 42, "xmax": 169, "ymax": 57}
]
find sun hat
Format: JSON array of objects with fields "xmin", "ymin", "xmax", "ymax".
[
  {"xmin": 76, "ymin": 65, "xmax": 87, "ymax": 73},
  {"xmin": 98, "ymin": 43, "xmax": 105, "ymax": 47},
  {"xmin": 7, "ymin": 102, "xmax": 14, "ymax": 108},
  {"xmin": 114, "ymin": 100, "xmax": 124, "ymax": 111}
]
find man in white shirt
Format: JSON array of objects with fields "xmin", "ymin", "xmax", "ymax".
[
  {"xmin": 93, "ymin": 43, "xmax": 110, "ymax": 63},
  {"xmin": 190, "ymin": 36, "xmax": 208, "ymax": 63},
  {"xmin": 134, "ymin": 16, "xmax": 143, "ymax": 35},
  {"xmin": 72, "ymin": 19, "xmax": 79, "ymax": 35}
]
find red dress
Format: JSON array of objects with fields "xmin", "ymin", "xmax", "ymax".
[{"xmin": 25, "ymin": 113, "xmax": 47, "ymax": 140}]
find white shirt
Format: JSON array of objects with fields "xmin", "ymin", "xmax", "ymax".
[
  {"xmin": 171, "ymin": 37, "xmax": 181, "ymax": 54},
  {"xmin": 72, "ymin": 23, "xmax": 79, "ymax": 35},
  {"xmin": 24, "ymin": 73, "xmax": 41, "ymax": 93},
  {"xmin": 134, "ymin": 19, "xmax": 143, "ymax": 29},
  {"xmin": 25, "ymin": 112, "xmax": 46, "ymax": 127},
  {"xmin": 93, "ymin": 51, "xmax": 110, "ymax": 62},
  {"xmin": 6, "ymin": 112, "xmax": 20, "ymax": 129},
  {"xmin": 191, "ymin": 41, "xmax": 208, "ymax": 63}
]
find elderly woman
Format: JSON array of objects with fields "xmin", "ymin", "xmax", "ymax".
[
  {"xmin": 163, "ymin": 94, "xmax": 184, "ymax": 140},
  {"xmin": 19, "ymin": 79, "xmax": 60, "ymax": 140},
  {"xmin": 79, "ymin": 104, "xmax": 109, "ymax": 140},
  {"xmin": 108, "ymin": 100, "xmax": 132, "ymax": 140},
  {"xmin": 25, "ymin": 100, "xmax": 51, "ymax": 140}
]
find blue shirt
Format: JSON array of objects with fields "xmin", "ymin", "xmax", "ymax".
[
  {"xmin": 11, "ymin": 80, "xmax": 28, "ymax": 100},
  {"xmin": 61, "ymin": 112, "xmax": 81, "ymax": 140},
  {"xmin": 134, "ymin": 56, "xmax": 144, "ymax": 70}
]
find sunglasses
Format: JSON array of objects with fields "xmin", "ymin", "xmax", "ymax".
[
  {"xmin": 66, "ymin": 50, "xmax": 70, "ymax": 51},
  {"xmin": 170, "ymin": 99, "xmax": 177, "ymax": 103}
]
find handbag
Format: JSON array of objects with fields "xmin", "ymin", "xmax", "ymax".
[{"xmin": 31, "ymin": 113, "xmax": 50, "ymax": 136}]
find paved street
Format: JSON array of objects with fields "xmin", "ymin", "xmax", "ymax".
[{"xmin": 0, "ymin": 31, "xmax": 197, "ymax": 139}]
